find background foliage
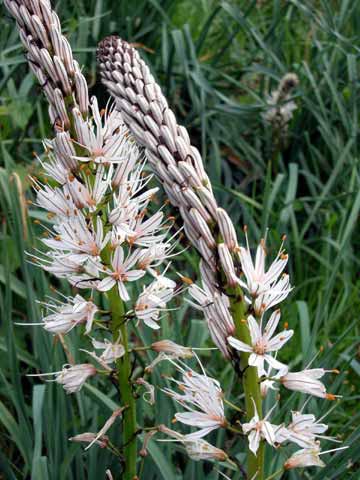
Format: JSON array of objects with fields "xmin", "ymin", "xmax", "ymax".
[{"xmin": 0, "ymin": 0, "xmax": 359, "ymax": 478}]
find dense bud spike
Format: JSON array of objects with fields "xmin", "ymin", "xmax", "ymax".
[
  {"xmin": 4, "ymin": 0, "xmax": 89, "ymax": 130},
  {"xmin": 96, "ymin": 36, "xmax": 244, "ymax": 353}
]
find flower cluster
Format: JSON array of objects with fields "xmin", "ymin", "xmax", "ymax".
[
  {"xmin": 31, "ymin": 96, "xmax": 179, "ymax": 387},
  {"xmin": 163, "ymin": 358, "xmax": 226, "ymax": 439},
  {"xmin": 226, "ymin": 233, "xmax": 342, "ymax": 465},
  {"xmin": 5, "ymin": 2, "xmax": 346, "ymax": 478}
]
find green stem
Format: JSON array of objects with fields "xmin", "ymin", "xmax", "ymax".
[
  {"xmin": 228, "ymin": 284, "xmax": 264, "ymax": 480},
  {"xmin": 107, "ymin": 287, "xmax": 137, "ymax": 480},
  {"xmin": 224, "ymin": 397, "xmax": 245, "ymax": 413}
]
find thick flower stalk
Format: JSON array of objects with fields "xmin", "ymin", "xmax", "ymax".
[
  {"xmin": 95, "ymin": 36, "xmax": 346, "ymax": 479},
  {"xmin": 4, "ymin": 2, "xmax": 181, "ymax": 479},
  {"xmin": 96, "ymin": 36, "xmax": 241, "ymax": 357},
  {"xmin": 96, "ymin": 35, "xmax": 264, "ymax": 477},
  {"xmin": 30, "ymin": 102, "xmax": 178, "ymax": 478}
]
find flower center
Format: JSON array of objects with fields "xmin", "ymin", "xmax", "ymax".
[
  {"xmin": 113, "ymin": 272, "xmax": 126, "ymax": 281},
  {"xmin": 253, "ymin": 339, "xmax": 267, "ymax": 355}
]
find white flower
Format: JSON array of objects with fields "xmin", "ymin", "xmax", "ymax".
[
  {"xmin": 41, "ymin": 294, "xmax": 98, "ymax": 334},
  {"xmin": 64, "ymin": 165, "xmax": 113, "ymax": 211},
  {"xmin": 31, "ymin": 251, "xmax": 101, "ymax": 290},
  {"xmin": 254, "ymin": 273, "xmax": 292, "ymax": 316},
  {"xmin": 228, "ymin": 310, "xmax": 293, "ymax": 376},
  {"xmin": 136, "ymin": 241, "xmax": 178, "ymax": 274},
  {"xmin": 263, "ymin": 73, "xmax": 298, "ymax": 127},
  {"xmin": 111, "ymin": 144, "xmax": 139, "ymax": 187},
  {"xmin": 56, "ymin": 364, "xmax": 97, "ymax": 393},
  {"xmin": 91, "ymin": 338, "xmax": 125, "ymax": 364},
  {"xmin": 146, "ymin": 340, "xmax": 193, "ymax": 372},
  {"xmin": 242, "ymin": 401, "xmax": 278, "ymax": 455},
  {"xmin": 279, "ymin": 368, "xmax": 338, "ymax": 400},
  {"xmin": 127, "ymin": 211, "xmax": 168, "ymax": 247},
  {"xmin": 260, "ymin": 378, "xmax": 278, "ymax": 398},
  {"xmin": 185, "ymin": 438, "xmax": 228, "ymax": 462},
  {"xmin": 284, "ymin": 445, "xmax": 348, "ymax": 470},
  {"xmin": 263, "ymin": 98, "xmax": 297, "ymax": 126},
  {"xmin": 32, "ymin": 251, "xmax": 85, "ymax": 278},
  {"xmin": 60, "ymin": 173, "xmax": 97, "ymax": 211},
  {"xmin": 238, "ymin": 236, "xmax": 292, "ymax": 314},
  {"xmin": 163, "ymin": 358, "xmax": 226, "ymax": 439},
  {"xmin": 284, "ymin": 446, "xmax": 325, "ymax": 469},
  {"xmin": 276, "ymin": 411, "xmax": 328, "ymax": 448},
  {"xmin": 38, "ymin": 145, "xmax": 69, "ymax": 184},
  {"xmin": 42, "ymin": 214, "xmax": 110, "ymax": 261},
  {"xmin": 72, "ymin": 409, "xmax": 124, "ymax": 451},
  {"xmin": 158, "ymin": 425, "xmax": 228, "ymax": 462},
  {"xmin": 109, "ymin": 166, "xmax": 159, "ymax": 240},
  {"xmin": 35, "ymin": 181, "xmax": 76, "ymax": 218},
  {"xmin": 97, "ymin": 246, "xmax": 145, "ymax": 301},
  {"xmin": 72, "ymin": 97, "xmax": 131, "ymax": 163},
  {"xmin": 151, "ymin": 340, "xmax": 193, "ymax": 357},
  {"xmin": 135, "ymin": 277, "xmax": 176, "ymax": 329}
]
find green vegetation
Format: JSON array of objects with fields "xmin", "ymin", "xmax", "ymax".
[{"xmin": 0, "ymin": 1, "xmax": 359, "ymax": 478}]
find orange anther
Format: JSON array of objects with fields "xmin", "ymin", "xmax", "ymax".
[
  {"xmin": 180, "ymin": 275, "xmax": 193, "ymax": 285},
  {"xmin": 326, "ymin": 393, "xmax": 336, "ymax": 401}
]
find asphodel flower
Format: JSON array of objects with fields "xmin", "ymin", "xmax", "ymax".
[
  {"xmin": 30, "ymin": 364, "xmax": 98, "ymax": 394},
  {"xmin": 158, "ymin": 425, "xmax": 228, "ymax": 462},
  {"xmin": 97, "ymin": 246, "xmax": 145, "ymax": 301},
  {"xmin": 275, "ymin": 411, "xmax": 329, "ymax": 448},
  {"xmin": 284, "ymin": 445, "xmax": 348, "ymax": 470},
  {"xmin": 238, "ymin": 234, "xmax": 292, "ymax": 315},
  {"xmin": 146, "ymin": 340, "xmax": 193, "ymax": 372},
  {"xmin": 134, "ymin": 276, "xmax": 177, "ymax": 329},
  {"xmin": 279, "ymin": 368, "xmax": 339, "ymax": 400},
  {"xmin": 69, "ymin": 432, "xmax": 109, "ymax": 449},
  {"xmin": 163, "ymin": 358, "xmax": 226, "ymax": 439},
  {"xmin": 242, "ymin": 400, "xmax": 279, "ymax": 454},
  {"xmin": 228, "ymin": 310, "xmax": 293, "ymax": 376},
  {"xmin": 284, "ymin": 446, "xmax": 325, "ymax": 469},
  {"xmin": 40, "ymin": 294, "xmax": 98, "ymax": 335}
]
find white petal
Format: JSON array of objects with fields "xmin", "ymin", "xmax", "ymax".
[
  {"xmin": 117, "ymin": 282, "xmax": 130, "ymax": 302},
  {"xmin": 184, "ymin": 426, "xmax": 217, "ymax": 440},
  {"xmin": 97, "ymin": 277, "xmax": 116, "ymax": 292},
  {"xmin": 266, "ymin": 257, "xmax": 287, "ymax": 284},
  {"xmin": 175, "ymin": 412, "xmax": 220, "ymax": 429},
  {"xmin": 143, "ymin": 318, "xmax": 161, "ymax": 330},
  {"xmin": 263, "ymin": 310, "xmax": 281, "ymax": 340},
  {"xmin": 265, "ymin": 354, "xmax": 288, "ymax": 373},
  {"xmin": 228, "ymin": 336, "xmax": 253, "ymax": 353},
  {"xmin": 249, "ymin": 353, "xmax": 265, "ymax": 376},
  {"xmin": 254, "ymin": 242, "xmax": 266, "ymax": 279},
  {"xmin": 248, "ymin": 315, "xmax": 261, "ymax": 345},
  {"xmin": 126, "ymin": 270, "xmax": 146, "ymax": 281},
  {"xmin": 261, "ymin": 421, "xmax": 275, "ymax": 446},
  {"xmin": 112, "ymin": 246, "xmax": 124, "ymax": 272},
  {"xmin": 267, "ymin": 329, "xmax": 294, "ymax": 351},
  {"xmin": 238, "ymin": 247, "xmax": 255, "ymax": 287},
  {"xmin": 248, "ymin": 429, "xmax": 261, "ymax": 455}
]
